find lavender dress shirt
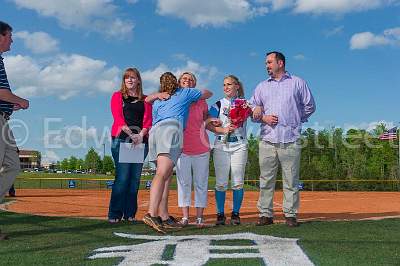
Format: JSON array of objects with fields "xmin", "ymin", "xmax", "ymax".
[{"xmin": 249, "ymin": 72, "xmax": 316, "ymax": 143}]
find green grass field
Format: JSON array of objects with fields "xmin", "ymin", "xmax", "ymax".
[{"xmin": 0, "ymin": 211, "xmax": 399, "ymax": 265}]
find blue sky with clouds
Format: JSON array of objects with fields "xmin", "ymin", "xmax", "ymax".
[{"xmin": 2, "ymin": 0, "xmax": 400, "ymax": 163}]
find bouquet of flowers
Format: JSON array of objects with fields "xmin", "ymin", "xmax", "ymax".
[
  {"xmin": 224, "ymin": 98, "xmax": 252, "ymax": 143},
  {"xmin": 229, "ymin": 98, "xmax": 252, "ymax": 128}
]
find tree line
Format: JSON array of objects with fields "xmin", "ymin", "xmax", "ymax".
[
  {"xmin": 241, "ymin": 124, "xmax": 399, "ymax": 190},
  {"xmin": 56, "ymin": 147, "xmax": 114, "ymax": 174},
  {"xmin": 58, "ymin": 125, "xmax": 399, "ymax": 186}
]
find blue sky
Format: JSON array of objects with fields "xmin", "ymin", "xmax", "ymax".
[{"xmin": 2, "ymin": 0, "xmax": 400, "ymax": 163}]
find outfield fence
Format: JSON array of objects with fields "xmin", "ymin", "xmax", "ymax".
[
  {"xmin": 244, "ymin": 179, "xmax": 400, "ymax": 191},
  {"xmin": 13, "ymin": 176, "xmax": 400, "ymax": 192}
]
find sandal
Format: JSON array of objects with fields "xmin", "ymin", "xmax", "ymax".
[
  {"xmin": 179, "ymin": 217, "xmax": 189, "ymax": 227},
  {"xmin": 196, "ymin": 217, "xmax": 205, "ymax": 228},
  {"xmin": 108, "ymin": 218, "xmax": 121, "ymax": 224}
]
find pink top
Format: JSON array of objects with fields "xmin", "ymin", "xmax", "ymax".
[
  {"xmin": 110, "ymin": 91, "xmax": 152, "ymax": 137},
  {"xmin": 182, "ymin": 99, "xmax": 210, "ymax": 155}
]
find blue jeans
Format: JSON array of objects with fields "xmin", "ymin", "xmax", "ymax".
[{"xmin": 108, "ymin": 138, "xmax": 148, "ymax": 220}]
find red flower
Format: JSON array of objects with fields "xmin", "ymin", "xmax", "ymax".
[{"xmin": 229, "ymin": 99, "xmax": 251, "ymax": 128}]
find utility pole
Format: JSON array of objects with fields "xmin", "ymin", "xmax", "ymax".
[{"xmin": 103, "ymin": 143, "xmax": 106, "ymax": 160}]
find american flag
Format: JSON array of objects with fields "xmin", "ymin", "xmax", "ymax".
[{"xmin": 379, "ymin": 127, "xmax": 398, "ymax": 140}]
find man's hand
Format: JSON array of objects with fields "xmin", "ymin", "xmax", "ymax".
[
  {"xmin": 17, "ymin": 98, "xmax": 29, "ymax": 109},
  {"xmin": 252, "ymin": 106, "xmax": 263, "ymax": 120},
  {"xmin": 262, "ymin": 115, "xmax": 278, "ymax": 126}
]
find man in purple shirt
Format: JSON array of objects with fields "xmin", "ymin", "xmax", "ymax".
[{"xmin": 250, "ymin": 51, "xmax": 315, "ymax": 227}]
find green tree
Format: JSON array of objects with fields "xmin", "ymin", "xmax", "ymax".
[
  {"xmin": 300, "ymin": 128, "xmax": 321, "ymax": 180},
  {"xmin": 85, "ymin": 147, "xmax": 102, "ymax": 173},
  {"xmin": 55, "ymin": 161, "xmax": 61, "ymax": 170},
  {"xmin": 60, "ymin": 158, "xmax": 69, "ymax": 171},
  {"xmin": 77, "ymin": 158, "xmax": 85, "ymax": 171},
  {"xmin": 102, "ymin": 155, "xmax": 114, "ymax": 173},
  {"xmin": 246, "ymin": 133, "xmax": 260, "ymax": 182},
  {"xmin": 68, "ymin": 156, "xmax": 78, "ymax": 171}
]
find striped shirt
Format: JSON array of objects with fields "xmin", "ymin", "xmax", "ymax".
[
  {"xmin": 0, "ymin": 55, "xmax": 14, "ymax": 115},
  {"xmin": 250, "ymin": 72, "xmax": 316, "ymax": 143}
]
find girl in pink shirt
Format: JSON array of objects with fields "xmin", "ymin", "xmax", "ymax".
[
  {"xmin": 108, "ymin": 67, "xmax": 152, "ymax": 223},
  {"xmin": 176, "ymin": 72, "xmax": 211, "ymax": 228}
]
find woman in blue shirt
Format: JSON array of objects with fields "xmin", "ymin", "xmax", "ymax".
[{"xmin": 143, "ymin": 72, "xmax": 212, "ymax": 233}]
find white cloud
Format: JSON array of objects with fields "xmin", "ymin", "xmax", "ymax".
[
  {"xmin": 4, "ymin": 51, "xmax": 217, "ymax": 99},
  {"xmin": 155, "ymin": 0, "xmax": 400, "ymax": 27},
  {"xmin": 4, "ymin": 54, "xmax": 120, "ymax": 99},
  {"xmin": 43, "ymin": 124, "xmax": 104, "ymax": 149},
  {"xmin": 324, "ymin": 25, "xmax": 344, "ymax": 37},
  {"xmin": 257, "ymin": 0, "xmax": 399, "ymax": 14},
  {"xmin": 141, "ymin": 63, "xmax": 169, "ymax": 92},
  {"xmin": 12, "ymin": 0, "xmax": 134, "ymax": 39},
  {"xmin": 156, "ymin": 0, "xmax": 268, "ymax": 27},
  {"xmin": 126, "ymin": 0, "xmax": 139, "ymax": 4},
  {"xmin": 172, "ymin": 53, "xmax": 191, "ymax": 61},
  {"xmin": 350, "ymin": 27, "xmax": 400, "ymax": 49},
  {"xmin": 294, "ymin": 0, "xmax": 394, "ymax": 14},
  {"xmin": 42, "ymin": 150, "xmax": 60, "ymax": 163},
  {"xmin": 293, "ymin": 54, "xmax": 306, "ymax": 60},
  {"xmin": 14, "ymin": 31, "xmax": 59, "ymax": 54},
  {"xmin": 141, "ymin": 57, "xmax": 218, "ymax": 93},
  {"xmin": 350, "ymin": 32, "xmax": 389, "ymax": 49},
  {"xmin": 255, "ymin": 0, "xmax": 294, "ymax": 10},
  {"xmin": 384, "ymin": 27, "xmax": 400, "ymax": 40},
  {"xmin": 174, "ymin": 60, "xmax": 218, "ymax": 86}
]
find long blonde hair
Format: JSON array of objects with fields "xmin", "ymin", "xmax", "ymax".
[
  {"xmin": 224, "ymin": 74, "xmax": 244, "ymax": 98},
  {"xmin": 120, "ymin": 68, "xmax": 144, "ymax": 100},
  {"xmin": 160, "ymin": 72, "xmax": 178, "ymax": 95}
]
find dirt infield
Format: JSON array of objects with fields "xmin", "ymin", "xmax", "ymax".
[{"xmin": 2, "ymin": 189, "xmax": 400, "ymax": 224}]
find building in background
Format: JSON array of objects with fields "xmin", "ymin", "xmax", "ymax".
[{"xmin": 19, "ymin": 150, "xmax": 41, "ymax": 170}]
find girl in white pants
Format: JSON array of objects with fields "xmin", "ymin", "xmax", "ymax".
[
  {"xmin": 207, "ymin": 75, "xmax": 249, "ymax": 226},
  {"xmin": 176, "ymin": 72, "xmax": 211, "ymax": 228}
]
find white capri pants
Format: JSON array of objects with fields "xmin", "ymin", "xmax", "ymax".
[
  {"xmin": 213, "ymin": 143, "xmax": 248, "ymax": 191},
  {"xmin": 176, "ymin": 151, "xmax": 210, "ymax": 208}
]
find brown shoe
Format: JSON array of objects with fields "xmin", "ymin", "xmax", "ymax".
[
  {"xmin": 162, "ymin": 216, "xmax": 182, "ymax": 229},
  {"xmin": 143, "ymin": 213, "xmax": 166, "ymax": 234},
  {"xmin": 285, "ymin": 217, "xmax": 299, "ymax": 227},
  {"xmin": 256, "ymin": 216, "xmax": 274, "ymax": 226}
]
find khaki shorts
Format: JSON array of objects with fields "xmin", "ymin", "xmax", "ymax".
[{"xmin": 148, "ymin": 119, "xmax": 183, "ymax": 166}]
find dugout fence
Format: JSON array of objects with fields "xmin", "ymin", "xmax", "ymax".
[{"xmin": 13, "ymin": 176, "xmax": 400, "ymax": 192}]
